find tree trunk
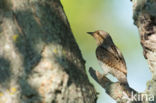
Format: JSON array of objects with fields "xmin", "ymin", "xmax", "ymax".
[
  {"xmin": 132, "ymin": 0, "xmax": 156, "ymax": 102},
  {"xmin": 0, "ymin": 0, "xmax": 96, "ymax": 103}
]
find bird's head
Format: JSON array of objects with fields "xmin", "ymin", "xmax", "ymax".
[{"xmin": 87, "ymin": 30, "xmax": 112, "ymax": 45}]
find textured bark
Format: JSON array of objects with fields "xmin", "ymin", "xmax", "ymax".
[
  {"xmin": 89, "ymin": 67, "xmax": 140, "ymax": 103},
  {"xmin": 132, "ymin": 0, "xmax": 156, "ymax": 102},
  {"xmin": 0, "ymin": 0, "xmax": 96, "ymax": 103}
]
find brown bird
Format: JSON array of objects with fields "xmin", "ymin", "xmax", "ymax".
[{"xmin": 87, "ymin": 30, "xmax": 127, "ymax": 84}]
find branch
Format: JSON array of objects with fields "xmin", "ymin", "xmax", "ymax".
[{"xmin": 89, "ymin": 67, "xmax": 142, "ymax": 103}]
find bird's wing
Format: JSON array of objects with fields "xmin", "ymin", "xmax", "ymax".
[{"xmin": 96, "ymin": 45, "xmax": 127, "ymax": 75}]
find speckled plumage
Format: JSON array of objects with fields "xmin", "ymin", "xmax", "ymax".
[{"xmin": 87, "ymin": 30, "xmax": 127, "ymax": 83}]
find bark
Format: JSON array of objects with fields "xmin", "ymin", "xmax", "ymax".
[
  {"xmin": 0, "ymin": 0, "xmax": 96, "ymax": 103},
  {"xmin": 89, "ymin": 67, "xmax": 139, "ymax": 103},
  {"xmin": 89, "ymin": 0, "xmax": 156, "ymax": 103},
  {"xmin": 132, "ymin": 0, "xmax": 156, "ymax": 102}
]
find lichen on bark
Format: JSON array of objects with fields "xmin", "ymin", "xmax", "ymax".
[{"xmin": 0, "ymin": 0, "xmax": 97, "ymax": 103}]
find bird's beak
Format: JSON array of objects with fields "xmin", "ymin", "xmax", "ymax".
[{"xmin": 87, "ymin": 32, "xmax": 94, "ymax": 35}]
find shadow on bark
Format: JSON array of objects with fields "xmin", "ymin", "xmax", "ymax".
[
  {"xmin": 18, "ymin": 78, "xmax": 42, "ymax": 103},
  {"xmin": 0, "ymin": 0, "xmax": 96, "ymax": 102},
  {"xmin": 13, "ymin": 0, "xmax": 86, "ymax": 87},
  {"xmin": 0, "ymin": 57, "xmax": 11, "ymax": 89},
  {"xmin": 54, "ymin": 55, "xmax": 89, "ymax": 86},
  {"xmin": 13, "ymin": 1, "xmax": 84, "ymax": 74}
]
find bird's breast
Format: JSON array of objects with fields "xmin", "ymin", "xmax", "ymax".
[{"xmin": 98, "ymin": 60, "xmax": 112, "ymax": 74}]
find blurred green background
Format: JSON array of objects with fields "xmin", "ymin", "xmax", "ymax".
[{"xmin": 61, "ymin": 0, "xmax": 151, "ymax": 103}]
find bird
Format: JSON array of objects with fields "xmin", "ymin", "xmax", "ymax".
[{"xmin": 87, "ymin": 30, "xmax": 127, "ymax": 84}]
